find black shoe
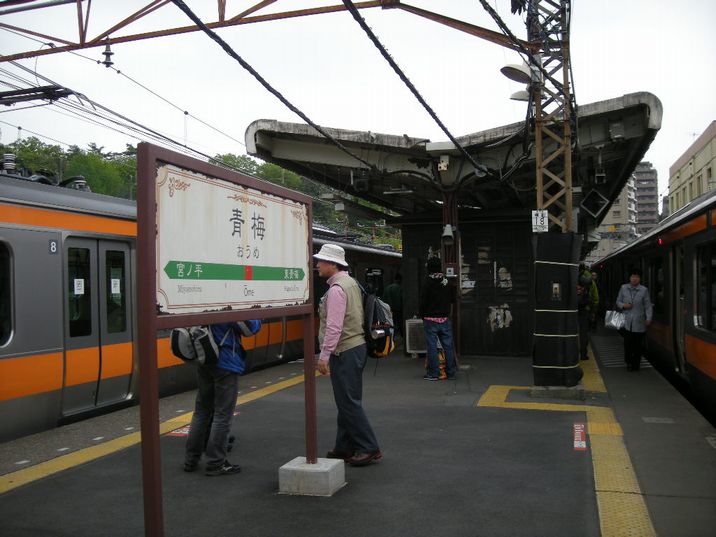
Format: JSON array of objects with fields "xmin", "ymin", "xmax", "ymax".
[
  {"xmin": 183, "ymin": 461, "xmax": 198, "ymax": 472},
  {"xmin": 205, "ymin": 461, "xmax": 241, "ymax": 476},
  {"xmin": 326, "ymin": 449, "xmax": 354, "ymax": 460}
]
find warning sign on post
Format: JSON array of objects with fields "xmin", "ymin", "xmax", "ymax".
[
  {"xmin": 531, "ymin": 210, "xmax": 549, "ymax": 233},
  {"xmin": 155, "ymin": 164, "xmax": 310, "ymax": 313}
]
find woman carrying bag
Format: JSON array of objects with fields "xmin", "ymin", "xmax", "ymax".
[{"xmin": 616, "ymin": 268, "xmax": 653, "ymax": 371}]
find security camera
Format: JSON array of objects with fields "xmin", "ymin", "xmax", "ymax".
[{"xmin": 442, "ymin": 224, "xmax": 454, "ymax": 246}]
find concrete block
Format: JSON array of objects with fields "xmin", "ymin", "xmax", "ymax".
[{"xmin": 278, "ymin": 457, "xmax": 346, "ymax": 497}]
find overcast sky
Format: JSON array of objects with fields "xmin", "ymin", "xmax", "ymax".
[{"xmin": 2, "ymin": 0, "xmax": 715, "ymax": 203}]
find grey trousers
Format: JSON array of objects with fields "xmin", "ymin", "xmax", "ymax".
[{"xmin": 329, "ymin": 344, "xmax": 380, "ymax": 455}]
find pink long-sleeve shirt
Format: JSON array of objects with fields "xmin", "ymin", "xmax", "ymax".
[{"xmin": 318, "ymin": 271, "xmax": 349, "ymax": 363}]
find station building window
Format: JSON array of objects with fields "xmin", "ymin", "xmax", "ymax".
[
  {"xmin": 695, "ymin": 243, "xmax": 716, "ymax": 331},
  {"xmin": 0, "ymin": 242, "xmax": 11, "ymax": 346}
]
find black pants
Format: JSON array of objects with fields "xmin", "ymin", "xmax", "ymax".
[
  {"xmin": 185, "ymin": 366, "xmax": 239, "ymax": 469},
  {"xmin": 623, "ymin": 330, "xmax": 645, "ymax": 370}
]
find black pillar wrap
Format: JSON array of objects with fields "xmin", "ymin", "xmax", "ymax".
[{"xmin": 532, "ymin": 232, "xmax": 583, "ymax": 387}]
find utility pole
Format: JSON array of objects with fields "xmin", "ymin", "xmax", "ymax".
[
  {"xmin": 528, "ymin": 0, "xmax": 574, "ymax": 232},
  {"xmin": 527, "ymin": 0, "xmax": 583, "ymax": 388}
]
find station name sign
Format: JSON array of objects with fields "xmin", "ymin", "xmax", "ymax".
[{"xmin": 156, "ymin": 164, "xmax": 310, "ymax": 313}]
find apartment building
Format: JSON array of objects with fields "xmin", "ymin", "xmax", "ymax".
[
  {"xmin": 669, "ymin": 121, "xmax": 716, "ymax": 212},
  {"xmin": 585, "ymin": 175, "xmax": 638, "ymax": 264},
  {"xmin": 634, "ymin": 161, "xmax": 659, "ymax": 235}
]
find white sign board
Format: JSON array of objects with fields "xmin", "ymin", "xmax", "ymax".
[
  {"xmin": 531, "ymin": 210, "xmax": 549, "ymax": 233},
  {"xmin": 156, "ymin": 164, "xmax": 310, "ymax": 313}
]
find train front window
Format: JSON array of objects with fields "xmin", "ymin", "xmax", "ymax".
[
  {"xmin": 68, "ymin": 247, "xmax": 92, "ymax": 337},
  {"xmin": 0, "ymin": 242, "xmax": 11, "ymax": 346},
  {"xmin": 106, "ymin": 250, "xmax": 127, "ymax": 333}
]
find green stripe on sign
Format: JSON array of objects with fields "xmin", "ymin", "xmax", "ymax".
[{"xmin": 163, "ymin": 261, "xmax": 305, "ymax": 281}]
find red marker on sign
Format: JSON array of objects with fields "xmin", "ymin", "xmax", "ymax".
[{"xmin": 573, "ymin": 423, "xmax": 587, "ymax": 451}]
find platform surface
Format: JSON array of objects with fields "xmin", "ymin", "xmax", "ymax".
[{"xmin": 1, "ymin": 329, "xmax": 714, "ymax": 537}]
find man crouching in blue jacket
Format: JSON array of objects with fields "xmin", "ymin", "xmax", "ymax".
[{"xmin": 184, "ymin": 320, "xmax": 261, "ymax": 476}]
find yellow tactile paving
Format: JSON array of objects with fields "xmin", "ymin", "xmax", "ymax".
[
  {"xmin": 581, "ymin": 347, "xmax": 607, "ymax": 393},
  {"xmin": 476, "ymin": 344, "xmax": 655, "ymax": 537},
  {"xmin": 0, "ymin": 374, "xmax": 306, "ymax": 494},
  {"xmin": 597, "ymin": 491, "xmax": 657, "ymax": 537}
]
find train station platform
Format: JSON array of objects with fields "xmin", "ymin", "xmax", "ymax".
[{"xmin": 1, "ymin": 328, "xmax": 715, "ymax": 537}]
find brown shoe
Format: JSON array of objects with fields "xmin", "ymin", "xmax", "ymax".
[
  {"xmin": 326, "ymin": 449, "xmax": 354, "ymax": 461},
  {"xmin": 347, "ymin": 451, "xmax": 383, "ymax": 467}
]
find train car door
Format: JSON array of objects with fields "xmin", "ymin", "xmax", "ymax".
[
  {"xmin": 62, "ymin": 238, "xmax": 133, "ymax": 416},
  {"xmin": 95, "ymin": 241, "xmax": 133, "ymax": 405},
  {"xmin": 672, "ymin": 245, "xmax": 687, "ymax": 374}
]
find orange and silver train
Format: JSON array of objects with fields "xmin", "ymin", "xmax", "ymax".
[
  {"xmin": 0, "ymin": 172, "xmax": 400, "ymax": 441},
  {"xmin": 596, "ymin": 189, "xmax": 716, "ymax": 419}
]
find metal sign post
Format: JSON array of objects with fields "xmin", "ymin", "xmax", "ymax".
[{"xmin": 136, "ymin": 143, "xmax": 314, "ymax": 537}]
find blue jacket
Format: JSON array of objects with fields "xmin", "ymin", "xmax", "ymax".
[{"xmin": 209, "ymin": 320, "xmax": 262, "ymax": 374}]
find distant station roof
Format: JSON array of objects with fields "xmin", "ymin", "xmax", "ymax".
[{"xmin": 246, "ymin": 92, "xmax": 661, "ymax": 231}]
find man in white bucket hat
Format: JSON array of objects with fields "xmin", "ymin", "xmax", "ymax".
[{"xmin": 314, "ymin": 243, "xmax": 382, "ymax": 467}]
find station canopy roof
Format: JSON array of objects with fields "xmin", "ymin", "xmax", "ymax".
[{"xmin": 245, "ymin": 92, "xmax": 662, "ymax": 229}]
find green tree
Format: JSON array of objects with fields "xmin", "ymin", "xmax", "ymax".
[
  {"xmin": 64, "ymin": 152, "xmax": 125, "ymax": 197},
  {"xmin": 5, "ymin": 137, "xmax": 64, "ymax": 181},
  {"xmin": 213, "ymin": 153, "xmax": 259, "ymax": 175}
]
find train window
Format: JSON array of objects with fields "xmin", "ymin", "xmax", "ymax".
[
  {"xmin": 0, "ymin": 242, "xmax": 11, "ymax": 346},
  {"xmin": 105, "ymin": 250, "xmax": 127, "ymax": 333},
  {"xmin": 650, "ymin": 257, "xmax": 665, "ymax": 315},
  {"xmin": 68, "ymin": 247, "xmax": 92, "ymax": 337},
  {"xmin": 695, "ymin": 245, "xmax": 715, "ymax": 331},
  {"xmin": 364, "ymin": 268, "xmax": 384, "ymax": 296}
]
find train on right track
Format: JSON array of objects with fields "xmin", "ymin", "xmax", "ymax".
[{"xmin": 595, "ymin": 189, "xmax": 716, "ymax": 420}]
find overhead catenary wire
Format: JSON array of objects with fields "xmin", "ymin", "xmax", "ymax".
[
  {"xmin": 0, "ymin": 118, "xmax": 73, "ymax": 147},
  {"xmin": 169, "ymin": 0, "xmax": 377, "ymax": 173},
  {"xmin": 341, "ymin": 0, "xmax": 487, "ymax": 179},
  {"xmin": 1, "ymin": 63, "xmax": 342, "ymax": 212},
  {"xmin": 1, "ymin": 27, "xmax": 246, "ymax": 149}
]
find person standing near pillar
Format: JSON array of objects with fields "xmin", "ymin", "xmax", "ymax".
[
  {"xmin": 577, "ymin": 263, "xmax": 596, "ymax": 360},
  {"xmin": 419, "ymin": 256, "xmax": 457, "ymax": 380},
  {"xmin": 616, "ymin": 268, "xmax": 653, "ymax": 371},
  {"xmin": 314, "ymin": 244, "xmax": 382, "ymax": 467}
]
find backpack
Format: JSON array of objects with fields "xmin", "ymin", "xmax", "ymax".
[
  {"xmin": 362, "ymin": 289, "xmax": 395, "ymax": 358},
  {"xmin": 170, "ymin": 326, "xmax": 231, "ymax": 366}
]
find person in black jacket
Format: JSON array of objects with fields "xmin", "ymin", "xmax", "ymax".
[{"xmin": 419, "ymin": 257, "xmax": 457, "ymax": 380}]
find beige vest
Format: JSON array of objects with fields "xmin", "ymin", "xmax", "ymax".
[{"xmin": 318, "ymin": 275, "xmax": 365, "ymax": 354}]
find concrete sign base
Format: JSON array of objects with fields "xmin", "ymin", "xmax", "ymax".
[{"xmin": 278, "ymin": 457, "xmax": 346, "ymax": 497}]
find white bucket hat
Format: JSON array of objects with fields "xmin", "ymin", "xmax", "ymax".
[{"xmin": 313, "ymin": 244, "xmax": 348, "ymax": 267}]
